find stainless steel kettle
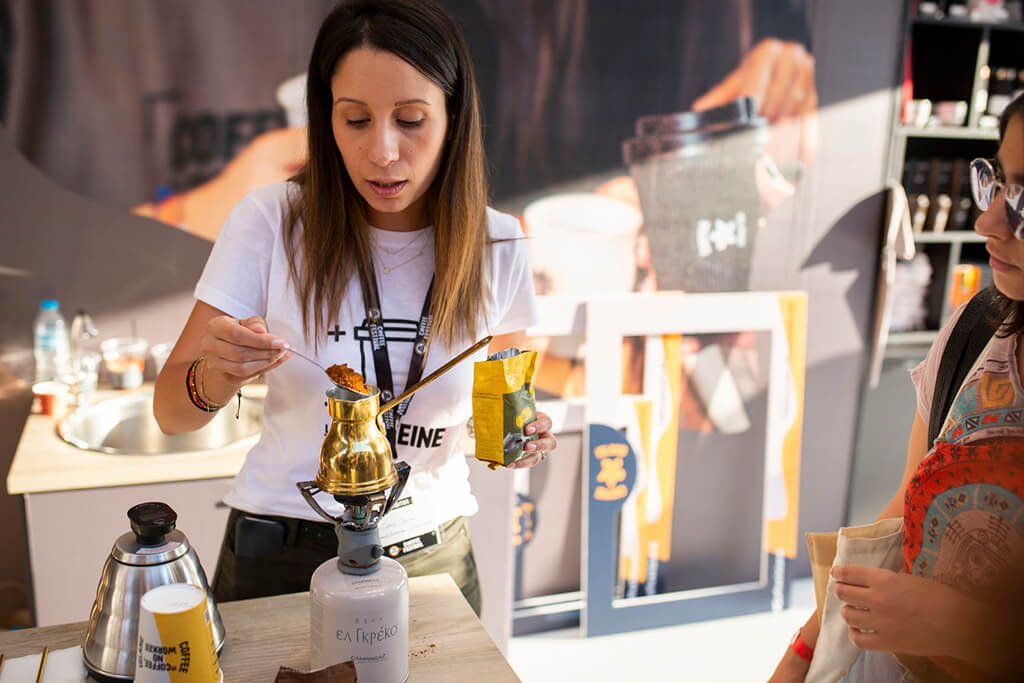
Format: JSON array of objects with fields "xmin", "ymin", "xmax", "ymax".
[{"xmin": 82, "ymin": 502, "xmax": 226, "ymax": 680}]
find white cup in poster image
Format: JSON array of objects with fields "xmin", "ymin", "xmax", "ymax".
[
  {"xmin": 276, "ymin": 73, "xmax": 307, "ymax": 128},
  {"xmin": 524, "ymin": 193, "xmax": 643, "ymax": 296},
  {"xmin": 136, "ymin": 583, "xmax": 222, "ymax": 683}
]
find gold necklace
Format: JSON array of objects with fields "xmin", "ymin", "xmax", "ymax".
[
  {"xmin": 379, "ymin": 246, "xmax": 426, "ymax": 275},
  {"xmin": 373, "ymin": 229, "xmax": 428, "ymax": 257}
]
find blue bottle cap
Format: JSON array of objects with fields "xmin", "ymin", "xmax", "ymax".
[{"xmin": 41, "ymin": 299, "xmax": 59, "ymax": 310}]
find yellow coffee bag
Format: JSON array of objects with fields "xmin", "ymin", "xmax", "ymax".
[{"xmin": 472, "ymin": 349, "xmax": 538, "ymax": 469}]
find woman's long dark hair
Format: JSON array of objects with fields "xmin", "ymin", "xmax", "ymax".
[
  {"xmin": 993, "ymin": 94, "xmax": 1024, "ymax": 337},
  {"xmin": 286, "ymin": 0, "xmax": 488, "ymax": 349}
]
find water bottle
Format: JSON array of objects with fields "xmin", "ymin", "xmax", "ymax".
[{"xmin": 34, "ymin": 299, "xmax": 71, "ymax": 384}]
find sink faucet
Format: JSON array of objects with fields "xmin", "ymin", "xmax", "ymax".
[{"xmin": 69, "ymin": 310, "xmax": 98, "ymax": 377}]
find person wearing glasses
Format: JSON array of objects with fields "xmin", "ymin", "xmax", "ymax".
[{"xmin": 769, "ymin": 97, "xmax": 1024, "ymax": 682}]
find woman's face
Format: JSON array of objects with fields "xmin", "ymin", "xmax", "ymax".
[
  {"xmin": 330, "ymin": 47, "xmax": 448, "ymax": 231},
  {"xmin": 976, "ymin": 115, "xmax": 1024, "ymax": 300}
]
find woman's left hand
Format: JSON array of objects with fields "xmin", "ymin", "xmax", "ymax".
[
  {"xmin": 831, "ymin": 565, "xmax": 966, "ymax": 658},
  {"xmin": 509, "ymin": 411, "xmax": 558, "ymax": 469}
]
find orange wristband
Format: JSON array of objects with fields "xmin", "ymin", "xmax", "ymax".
[{"xmin": 790, "ymin": 630, "xmax": 814, "ymax": 662}]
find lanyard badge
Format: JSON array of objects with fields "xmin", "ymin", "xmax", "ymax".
[{"xmin": 360, "ymin": 266, "xmax": 435, "ymax": 457}]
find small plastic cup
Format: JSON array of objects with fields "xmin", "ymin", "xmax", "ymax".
[
  {"xmin": 33, "ymin": 381, "xmax": 70, "ymax": 416},
  {"xmin": 150, "ymin": 342, "xmax": 174, "ymax": 377},
  {"xmin": 101, "ymin": 337, "xmax": 149, "ymax": 390},
  {"xmin": 75, "ymin": 351, "xmax": 102, "ymax": 405}
]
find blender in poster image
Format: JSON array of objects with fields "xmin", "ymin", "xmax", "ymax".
[{"xmin": 623, "ymin": 97, "xmax": 768, "ymax": 293}]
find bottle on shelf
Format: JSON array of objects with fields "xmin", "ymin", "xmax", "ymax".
[
  {"xmin": 33, "ymin": 299, "xmax": 71, "ymax": 384},
  {"xmin": 969, "ymin": 0, "xmax": 1010, "ymax": 21},
  {"xmin": 948, "ymin": 1, "xmax": 970, "ymax": 17}
]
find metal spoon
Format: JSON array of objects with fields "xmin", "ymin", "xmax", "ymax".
[
  {"xmin": 283, "ymin": 343, "xmax": 369, "ymax": 397},
  {"xmin": 282, "ymin": 343, "xmax": 327, "ymax": 373}
]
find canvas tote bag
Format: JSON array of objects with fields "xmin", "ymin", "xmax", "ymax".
[{"xmin": 805, "ymin": 517, "xmax": 905, "ymax": 682}]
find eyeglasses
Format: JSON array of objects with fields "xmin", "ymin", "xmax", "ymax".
[{"xmin": 969, "ymin": 157, "xmax": 1024, "ymax": 239}]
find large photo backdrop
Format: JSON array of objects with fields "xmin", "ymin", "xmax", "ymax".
[{"xmin": 2, "ymin": 0, "xmax": 817, "ymax": 625}]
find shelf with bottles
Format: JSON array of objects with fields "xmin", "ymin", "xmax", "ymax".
[
  {"xmin": 883, "ymin": 2, "xmax": 1010, "ymax": 353},
  {"xmin": 899, "ymin": 4, "xmax": 1024, "ymax": 139},
  {"xmin": 900, "ymin": 139, "xmax": 997, "ymax": 235}
]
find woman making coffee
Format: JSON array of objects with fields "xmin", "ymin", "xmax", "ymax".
[{"xmin": 153, "ymin": 0, "xmax": 557, "ymax": 616}]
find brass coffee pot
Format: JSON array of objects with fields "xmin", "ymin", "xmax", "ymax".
[
  {"xmin": 314, "ymin": 384, "xmax": 396, "ymax": 496},
  {"xmin": 304, "ymin": 335, "xmax": 493, "ymax": 499}
]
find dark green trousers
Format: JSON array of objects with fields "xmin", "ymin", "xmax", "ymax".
[{"xmin": 211, "ymin": 508, "xmax": 482, "ymax": 616}]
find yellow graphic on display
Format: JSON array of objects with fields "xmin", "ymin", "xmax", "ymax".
[
  {"xmin": 766, "ymin": 292, "xmax": 807, "ymax": 559},
  {"xmin": 513, "ymin": 500, "xmax": 536, "ymax": 546},
  {"xmin": 616, "ymin": 292, "xmax": 808, "ymax": 575},
  {"xmin": 617, "ymin": 338, "xmax": 683, "ymax": 585},
  {"xmin": 593, "ymin": 443, "xmax": 629, "ymax": 501}
]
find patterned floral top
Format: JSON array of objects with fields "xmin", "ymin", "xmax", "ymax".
[{"xmin": 904, "ymin": 302, "xmax": 1024, "ymax": 681}]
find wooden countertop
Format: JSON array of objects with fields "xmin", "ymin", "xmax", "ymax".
[
  {"xmin": 6, "ymin": 383, "xmax": 262, "ymax": 495},
  {"xmin": 0, "ymin": 574, "xmax": 520, "ymax": 682}
]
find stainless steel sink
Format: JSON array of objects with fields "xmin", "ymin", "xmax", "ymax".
[{"xmin": 58, "ymin": 392, "xmax": 264, "ymax": 455}]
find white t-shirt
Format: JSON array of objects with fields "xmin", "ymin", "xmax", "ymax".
[{"xmin": 194, "ymin": 181, "xmax": 538, "ymax": 542}]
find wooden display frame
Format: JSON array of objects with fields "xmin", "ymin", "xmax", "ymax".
[{"xmin": 581, "ymin": 291, "xmax": 805, "ymax": 637}]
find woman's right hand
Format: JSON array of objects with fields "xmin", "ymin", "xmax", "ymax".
[{"xmin": 199, "ymin": 315, "xmax": 289, "ymax": 403}]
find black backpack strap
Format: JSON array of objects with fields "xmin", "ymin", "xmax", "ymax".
[{"xmin": 928, "ymin": 286, "xmax": 1002, "ymax": 447}]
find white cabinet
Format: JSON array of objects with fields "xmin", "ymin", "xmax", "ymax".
[{"xmin": 24, "ymin": 477, "xmax": 233, "ymax": 626}]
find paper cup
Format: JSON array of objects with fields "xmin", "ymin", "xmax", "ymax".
[
  {"xmin": 523, "ymin": 192, "xmax": 642, "ymax": 297},
  {"xmin": 523, "ymin": 192, "xmax": 642, "ymax": 358},
  {"xmin": 33, "ymin": 381, "xmax": 70, "ymax": 416},
  {"xmin": 136, "ymin": 584, "xmax": 222, "ymax": 682}
]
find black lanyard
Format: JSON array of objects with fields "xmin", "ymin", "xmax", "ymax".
[{"xmin": 361, "ymin": 266, "xmax": 434, "ymax": 458}]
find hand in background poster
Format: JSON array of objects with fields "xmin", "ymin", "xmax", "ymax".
[
  {"xmin": 133, "ymin": 126, "xmax": 308, "ymax": 240},
  {"xmin": 693, "ymin": 38, "xmax": 819, "ymax": 174}
]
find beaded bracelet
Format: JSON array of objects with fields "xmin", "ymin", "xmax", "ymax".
[
  {"xmin": 187, "ymin": 357, "xmax": 244, "ymax": 418},
  {"xmin": 186, "ymin": 358, "xmax": 222, "ymax": 412}
]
